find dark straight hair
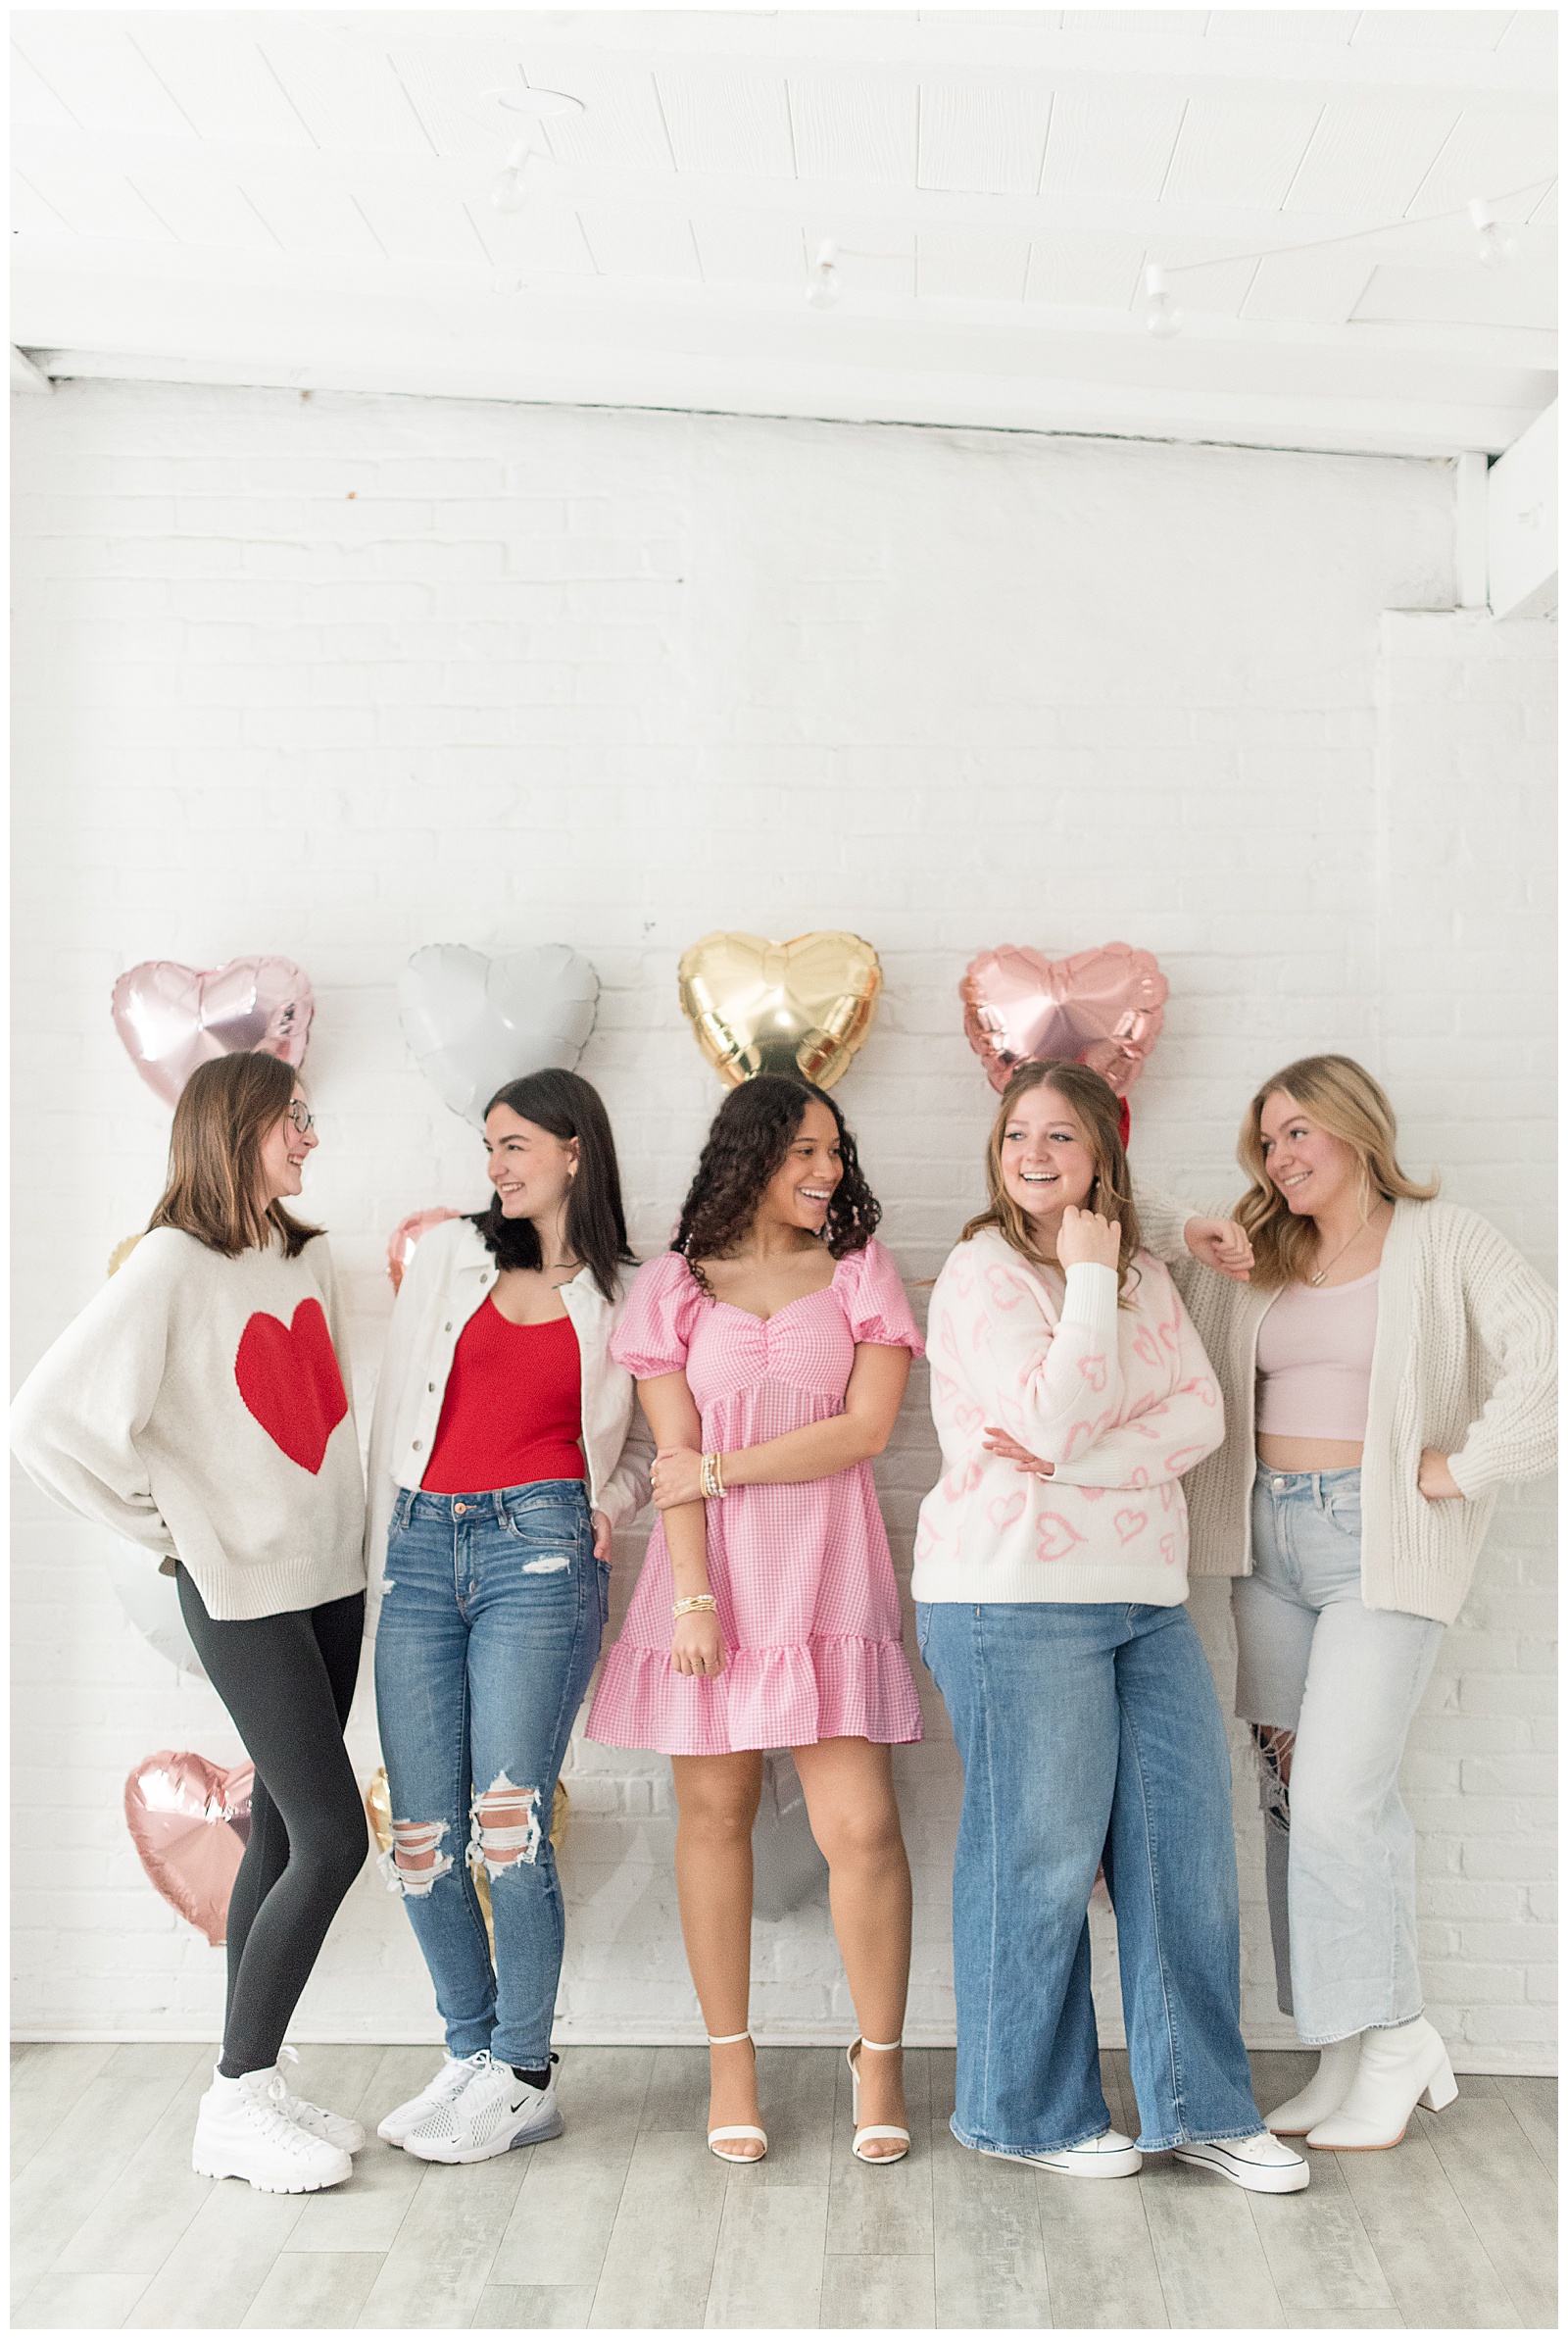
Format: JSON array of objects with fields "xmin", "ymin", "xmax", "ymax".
[{"xmin": 470, "ymin": 1068, "xmax": 634, "ymax": 1303}]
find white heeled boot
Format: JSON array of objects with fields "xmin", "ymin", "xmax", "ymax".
[
  {"xmin": 1264, "ymin": 2035, "xmax": 1362, "ymax": 2135},
  {"xmin": 1306, "ymin": 2016, "xmax": 1458, "ymax": 2151}
]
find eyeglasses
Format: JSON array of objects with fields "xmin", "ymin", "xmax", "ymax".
[{"xmin": 286, "ymin": 1102, "xmax": 316, "ymax": 1137}]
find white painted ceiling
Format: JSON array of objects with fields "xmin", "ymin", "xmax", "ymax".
[{"xmin": 11, "ymin": 8, "xmax": 1557, "ymax": 456}]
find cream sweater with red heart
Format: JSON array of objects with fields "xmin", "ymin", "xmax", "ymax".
[
  {"xmin": 912, "ymin": 1230, "xmax": 1225, "ymax": 1606},
  {"xmin": 11, "ymin": 1226, "xmax": 365, "ymax": 1621}
]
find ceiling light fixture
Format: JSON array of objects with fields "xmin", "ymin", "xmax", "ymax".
[
  {"xmin": 806, "ymin": 239, "xmax": 840, "ymax": 311},
  {"xmin": 1143, "ymin": 264, "xmax": 1185, "ymax": 339},
  {"xmin": 1468, "ymin": 196, "xmax": 1519, "ymax": 272},
  {"xmin": 483, "ymin": 82, "xmax": 584, "ymax": 216}
]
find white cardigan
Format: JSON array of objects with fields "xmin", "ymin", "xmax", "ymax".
[
  {"xmin": 1136, "ymin": 1186, "xmax": 1557, "ymax": 1625},
  {"xmin": 363, "ymin": 1216, "xmax": 654, "ymax": 1637}
]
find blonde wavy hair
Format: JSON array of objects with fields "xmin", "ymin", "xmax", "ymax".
[
  {"xmin": 1236, "ymin": 1055, "xmax": 1438, "ymax": 1291},
  {"xmin": 962, "ymin": 1061, "xmax": 1142, "ymax": 1301}
]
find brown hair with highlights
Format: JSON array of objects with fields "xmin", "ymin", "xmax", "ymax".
[
  {"xmin": 148, "ymin": 1052, "xmax": 321, "ymax": 1259},
  {"xmin": 961, "ymin": 1060, "xmax": 1142, "ymax": 1300}
]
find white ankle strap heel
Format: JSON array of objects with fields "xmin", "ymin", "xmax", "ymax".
[
  {"xmin": 706, "ymin": 2031, "xmax": 767, "ymax": 2164},
  {"xmin": 848, "ymin": 2036, "xmax": 910, "ymax": 2165}
]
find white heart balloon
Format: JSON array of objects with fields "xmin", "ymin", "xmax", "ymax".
[
  {"xmin": 107, "ymin": 1541, "xmax": 206, "ymax": 1678},
  {"xmin": 398, "ymin": 944, "xmax": 600, "ymax": 1126}
]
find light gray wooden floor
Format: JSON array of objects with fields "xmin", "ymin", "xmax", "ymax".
[{"xmin": 10, "ymin": 2043, "xmax": 1556, "ymax": 2330}]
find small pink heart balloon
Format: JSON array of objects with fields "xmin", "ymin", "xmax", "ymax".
[
  {"xmin": 961, "ymin": 943, "xmax": 1168, "ymax": 1098},
  {"xmin": 112, "ymin": 958, "xmax": 315, "ymax": 1108},
  {"xmin": 123, "ymin": 1751, "xmax": 255, "ymax": 1947},
  {"xmin": 387, "ymin": 1207, "xmax": 463, "ymax": 1294}
]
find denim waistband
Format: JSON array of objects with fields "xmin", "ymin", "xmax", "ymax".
[
  {"xmin": 1253, "ymin": 1465, "xmax": 1361, "ymax": 1498},
  {"xmin": 405, "ymin": 1479, "xmax": 589, "ymax": 1521}
]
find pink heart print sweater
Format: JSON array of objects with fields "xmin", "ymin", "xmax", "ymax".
[{"xmin": 911, "ymin": 1229, "xmax": 1225, "ymax": 1606}]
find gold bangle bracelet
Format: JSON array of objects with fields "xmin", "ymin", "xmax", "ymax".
[{"xmin": 673, "ymin": 1593, "xmax": 717, "ymax": 1618}]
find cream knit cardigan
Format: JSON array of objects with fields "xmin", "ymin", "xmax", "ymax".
[{"xmin": 1135, "ymin": 1188, "xmax": 1556, "ymax": 1625}]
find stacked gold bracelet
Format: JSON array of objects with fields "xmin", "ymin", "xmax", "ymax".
[
  {"xmin": 699, "ymin": 1451, "xmax": 727, "ymax": 1500},
  {"xmin": 673, "ymin": 1593, "xmax": 718, "ymax": 1619}
]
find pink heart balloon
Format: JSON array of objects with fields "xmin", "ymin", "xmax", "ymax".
[
  {"xmin": 961, "ymin": 943, "xmax": 1168, "ymax": 1098},
  {"xmin": 112, "ymin": 958, "xmax": 315, "ymax": 1108},
  {"xmin": 124, "ymin": 1751, "xmax": 255, "ymax": 1947},
  {"xmin": 387, "ymin": 1207, "xmax": 463, "ymax": 1294}
]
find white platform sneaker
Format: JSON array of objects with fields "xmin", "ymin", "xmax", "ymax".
[
  {"xmin": 192, "ymin": 2065, "xmax": 353, "ymax": 2194},
  {"xmin": 981, "ymin": 2128, "xmax": 1143, "ymax": 2179},
  {"xmin": 1175, "ymin": 2131, "xmax": 1310, "ymax": 2193},
  {"xmin": 403, "ymin": 2050, "xmax": 564, "ymax": 2164},
  {"xmin": 377, "ymin": 2053, "xmax": 484, "ymax": 2148},
  {"xmin": 1305, "ymin": 2016, "xmax": 1458, "ymax": 2151},
  {"xmin": 271, "ymin": 2045, "xmax": 366, "ymax": 2154},
  {"xmin": 1265, "ymin": 2035, "xmax": 1363, "ymax": 2136}
]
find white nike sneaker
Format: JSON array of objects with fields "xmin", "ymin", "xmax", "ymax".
[
  {"xmin": 403, "ymin": 2050, "xmax": 564, "ymax": 2165},
  {"xmin": 272, "ymin": 2046, "xmax": 366, "ymax": 2153},
  {"xmin": 1175, "ymin": 2130, "xmax": 1310, "ymax": 2193},
  {"xmin": 377, "ymin": 2053, "xmax": 485, "ymax": 2148},
  {"xmin": 192, "ymin": 2065, "xmax": 353, "ymax": 2194},
  {"xmin": 981, "ymin": 2127, "xmax": 1143, "ymax": 2179}
]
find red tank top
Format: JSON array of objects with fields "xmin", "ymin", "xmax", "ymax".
[{"xmin": 420, "ymin": 1301, "xmax": 587, "ymax": 1495}]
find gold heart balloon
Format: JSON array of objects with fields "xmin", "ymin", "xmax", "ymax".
[{"xmin": 678, "ymin": 932, "xmax": 882, "ymax": 1090}]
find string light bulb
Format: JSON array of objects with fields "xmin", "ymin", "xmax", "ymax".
[
  {"xmin": 806, "ymin": 239, "xmax": 840, "ymax": 311},
  {"xmin": 491, "ymin": 140, "xmax": 533, "ymax": 216},
  {"xmin": 1143, "ymin": 264, "xmax": 1185, "ymax": 340},
  {"xmin": 1468, "ymin": 197, "xmax": 1518, "ymax": 271}
]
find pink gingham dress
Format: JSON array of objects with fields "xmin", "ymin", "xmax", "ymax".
[{"xmin": 586, "ymin": 1239, "xmax": 924, "ymax": 1756}]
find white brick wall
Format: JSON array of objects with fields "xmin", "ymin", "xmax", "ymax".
[{"xmin": 11, "ymin": 381, "xmax": 1554, "ymax": 2072}]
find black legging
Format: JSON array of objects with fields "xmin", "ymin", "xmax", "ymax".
[{"xmin": 176, "ymin": 1568, "xmax": 368, "ymax": 2075}]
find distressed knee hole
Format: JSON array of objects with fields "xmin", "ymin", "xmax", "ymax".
[
  {"xmin": 1250, "ymin": 1723, "xmax": 1295, "ymax": 1833},
  {"xmin": 380, "ymin": 1817, "xmax": 454, "ymax": 1898},
  {"xmin": 468, "ymin": 1771, "xmax": 543, "ymax": 1877}
]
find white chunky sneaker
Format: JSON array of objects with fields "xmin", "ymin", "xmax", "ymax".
[
  {"xmin": 192, "ymin": 2065, "xmax": 353, "ymax": 2194},
  {"xmin": 272, "ymin": 2046, "xmax": 366, "ymax": 2153},
  {"xmin": 378, "ymin": 2053, "xmax": 484, "ymax": 2148},
  {"xmin": 1175, "ymin": 2130, "xmax": 1310, "ymax": 2194},
  {"xmin": 403, "ymin": 2050, "xmax": 564, "ymax": 2165},
  {"xmin": 1265, "ymin": 2036, "xmax": 1362, "ymax": 2136},
  {"xmin": 981, "ymin": 2127, "xmax": 1143, "ymax": 2180}
]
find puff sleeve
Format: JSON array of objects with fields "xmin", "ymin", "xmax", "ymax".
[
  {"xmin": 840, "ymin": 1240, "xmax": 925, "ymax": 1358},
  {"xmin": 610, "ymin": 1252, "xmax": 707, "ymax": 1379}
]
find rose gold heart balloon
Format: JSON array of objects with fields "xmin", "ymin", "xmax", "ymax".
[
  {"xmin": 124, "ymin": 1751, "xmax": 255, "ymax": 1946},
  {"xmin": 961, "ymin": 944, "xmax": 1167, "ymax": 1098},
  {"xmin": 387, "ymin": 1208, "xmax": 462, "ymax": 1294},
  {"xmin": 112, "ymin": 958, "xmax": 315, "ymax": 1107},
  {"xmin": 678, "ymin": 932, "xmax": 882, "ymax": 1089}
]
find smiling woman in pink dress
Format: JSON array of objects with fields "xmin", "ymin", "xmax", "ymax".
[{"xmin": 587, "ymin": 1074, "xmax": 923, "ymax": 2168}]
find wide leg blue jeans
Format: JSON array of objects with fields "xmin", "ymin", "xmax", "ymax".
[
  {"xmin": 373, "ymin": 1481, "xmax": 607, "ymax": 2069},
  {"xmin": 917, "ymin": 1598, "xmax": 1264, "ymax": 2158}
]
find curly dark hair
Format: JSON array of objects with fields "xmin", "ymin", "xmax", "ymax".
[{"xmin": 673, "ymin": 1074, "xmax": 880, "ymax": 1292}]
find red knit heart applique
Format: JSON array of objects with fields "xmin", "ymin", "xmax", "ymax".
[{"xmin": 234, "ymin": 1298, "xmax": 348, "ymax": 1474}]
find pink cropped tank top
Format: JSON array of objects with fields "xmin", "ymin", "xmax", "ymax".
[{"xmin": 1254, "ymin": 1269, "xmax": 1380, "ymax": 1442}]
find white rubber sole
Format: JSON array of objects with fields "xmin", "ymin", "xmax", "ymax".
[
  {"xmin": 1174, "ymin": 2142, "xmax": 1309, "ymax": 2194},
  {"xmin": 191, "ymin": 2147, "xmax": 351, "ymax": 2194},
  {"xmin": 980, "ymin": 2141, "xmax": 1143, "ymax": 2180},
  {"xmin": 403, "ymin": 2105, "xmax": 564, "ymax": 2164}
]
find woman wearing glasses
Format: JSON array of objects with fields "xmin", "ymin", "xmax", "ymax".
[{"xmin": 11, "ymin": 1055, "xmax": 368, "ymax": 2195}]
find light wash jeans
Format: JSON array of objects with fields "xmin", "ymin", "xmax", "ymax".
[
  {"xmin": 1234, "ymin": 1468, "xmax": 1445, "ymax": 2048},
  {"xmin": 373, "ymin": 1481, "xmax": 607, "ymax": 2068},
  {"xmin": 916, "ymin": 1599, "xmax": 1265, "ymax": 2158}
]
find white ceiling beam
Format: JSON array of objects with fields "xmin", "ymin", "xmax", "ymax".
[
  {"xmin": 9, "ymin": 345, "xmax": 53, "ymax": 395},
  {"xmin": 1454, "ymin": 449, "xmax": 1490, "ymax": 606},
  {"xmin": 1488, "ymin": 398, "xmax": 1557, "ymax": 618}
]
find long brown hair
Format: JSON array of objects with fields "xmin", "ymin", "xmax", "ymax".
[
  {"xmin": 1235, "ymin": 1054, "xmax": 1438, "ymax": 1290},
  {"xmin": 147, "ymin": 1053, "xmax": 321, "ymax": 1259},
  {"xmin": 961, "ymin": 1061, "xmax": 1142, "ymax": 1297}
]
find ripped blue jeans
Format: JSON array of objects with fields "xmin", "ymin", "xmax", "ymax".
[{"xmin": 373, "ymin": 1482, "xmax": 607, "ymax": 2067}]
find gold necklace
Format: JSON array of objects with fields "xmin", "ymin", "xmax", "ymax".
[{"xmin": 1307, "ymin": 1210, "xmax": 1380, "ymax": 1287}]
